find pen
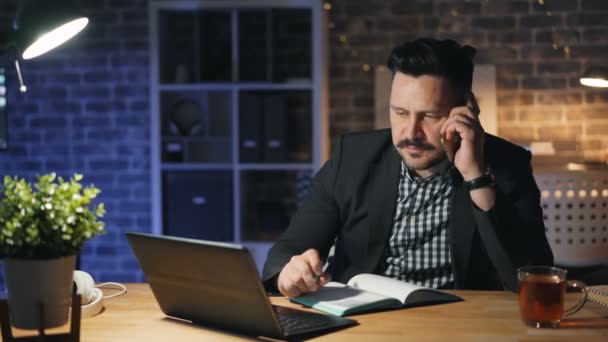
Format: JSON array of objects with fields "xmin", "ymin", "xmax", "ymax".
[{"xmin": 314, "ymin": 261, "xmax": 331, "ymax": 283}]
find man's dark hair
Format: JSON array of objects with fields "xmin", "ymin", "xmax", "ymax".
[{"xmin": 387, "ymin": 38, "xmax": 476, "ymax": 96}]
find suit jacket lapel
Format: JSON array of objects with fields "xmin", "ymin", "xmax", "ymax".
[
  {"xmin": 448, "ymin": 169, "xmax": 475, "ymax": 289},
  {"xmin": 365, "ymin": 146, "xmax": 401, "ymax": 273}
]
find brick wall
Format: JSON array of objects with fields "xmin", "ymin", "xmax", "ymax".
[
  {"xmin": 0, "ymin": 0, "xmax": 150, "ymax": 286},
  {"xmin": 2, "ymin": 0, "xmax": 608, "ymax": 288},
  {"xmin": 327, "ymin": 0, "xmax": 608, "ymax": 163}
]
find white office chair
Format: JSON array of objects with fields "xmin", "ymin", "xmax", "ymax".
[{"xmin": 534, "ymin": 168, "xmax": 608, "ymax": 285}]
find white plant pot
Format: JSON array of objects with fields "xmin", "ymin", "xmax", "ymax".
[{"xmin": 4, "ymin": 255, "xmax": 76, "ymax": 329}]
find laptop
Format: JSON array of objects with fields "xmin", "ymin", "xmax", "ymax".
[{"xmin": 126, "ymin": 232, "xmax": 357, "ymax": 340}]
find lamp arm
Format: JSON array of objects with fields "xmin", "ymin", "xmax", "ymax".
[
  {"xmin": 0, "ymin": 35, "xmax": 27, "ymax": 93},
  {"xmin": 14, "ymin": 59, "xmax": 27, "ymax": 93}
]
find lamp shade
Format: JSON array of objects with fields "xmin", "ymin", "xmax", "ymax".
[
  {"xmin": 14, "ymin": 0, "xmax": 88, "ymax": 60},
  {"xmin": 579, "ymin": 67, "xmax": 608, "ymax": 88}
]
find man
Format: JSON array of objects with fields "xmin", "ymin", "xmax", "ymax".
[{"xmin": 262, "ymin": 38, "xmax": 553, "ymax": 297}]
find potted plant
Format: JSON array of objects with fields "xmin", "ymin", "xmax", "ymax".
[{"xmin": 0, "ymin": 173, "xmax": 105, "ymax": 329}]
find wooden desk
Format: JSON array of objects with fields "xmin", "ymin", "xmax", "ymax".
[{"xmin": 12, "ymin": 283, "xmax": 608, "ymax": 341}]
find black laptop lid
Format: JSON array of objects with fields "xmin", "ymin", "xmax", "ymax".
[{"xmin": 126, "ymin": 232, "xmax": 285, "ymax": 339}]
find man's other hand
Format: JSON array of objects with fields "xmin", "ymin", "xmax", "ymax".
[{"xmin": 277, "ymin": 249, "xmax": 331, "ymax": 298}]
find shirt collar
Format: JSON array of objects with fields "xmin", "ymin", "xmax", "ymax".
[{"xmin": 401, "ymin": 161, "xmax": 453, "ymax": 184}]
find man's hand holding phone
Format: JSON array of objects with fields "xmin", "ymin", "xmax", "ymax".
[
  {"xmin": 441, "ymin": 92, "xmax": 496, "ymax": 211},
  {"xmin": 277, "ymin": 248, "xmax": 331, "ymax": 298},
  {"xmin": 440, "ymin": 92, "xmax": 486, "ymax": 181}
]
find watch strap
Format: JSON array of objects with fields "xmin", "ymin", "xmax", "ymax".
[{"xmin": 462, "ymin": 171, "xmax": 495, "ymax": 191}]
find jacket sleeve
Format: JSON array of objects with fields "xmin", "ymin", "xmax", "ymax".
[
  {"xmin": 471, "ymin": 149, "xmax": 553, "ymax": 291},
  {"xmin": 261, "ymin": 137, "xmax": 344, "ymax": 290}
]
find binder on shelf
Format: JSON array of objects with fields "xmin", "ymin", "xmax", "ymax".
[
  {"xmin": 164, "ymin": 171, "xmax": 233, "ymax": 241},
  {"xmin": 239, "ymin": 94, "xmax": 262, "ymax": 162},
  {"xmin": 263, "ymin": 95, "xmax": 287, "ymax": 162},
  {"xmin": 162, "ymin": 140, "xmax": 184, "ymax": 163}
]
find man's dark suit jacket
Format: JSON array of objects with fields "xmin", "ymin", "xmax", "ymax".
[{"xmin": 262, "ymin": 129, "xmax": 553, "ymax": 291}]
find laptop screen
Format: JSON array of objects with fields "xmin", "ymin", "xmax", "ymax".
[{"xmin": 126, "ymin": 232, "xmax": 285, "ymax": 338}]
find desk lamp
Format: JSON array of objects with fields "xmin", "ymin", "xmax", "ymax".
[{"xmin": 0, "ymin": 0, "xmax": 89, "ymax": 92}]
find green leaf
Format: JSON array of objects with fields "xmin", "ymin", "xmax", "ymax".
[{"xmin": 0, "ymin": 172, "xmax": 106, "ymax": 259}]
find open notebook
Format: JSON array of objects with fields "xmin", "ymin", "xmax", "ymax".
[
  {"xmin": 291, "ymin": 273, "xmax": 463, "ymax": 316},
  {"xmin": 126, "ymin": 232, "xmax": 357, "ymax": 340}
]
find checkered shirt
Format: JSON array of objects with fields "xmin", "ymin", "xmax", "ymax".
[{"xmin": 382, "ymin": 162, "xmax": 455, "ymax": 288}]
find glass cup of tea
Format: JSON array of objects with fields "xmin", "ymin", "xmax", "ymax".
[{"xmin": 517, "ymin": 266, "xmax": 588, "ymax": 328}]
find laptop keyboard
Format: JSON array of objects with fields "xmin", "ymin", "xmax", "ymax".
[{"xmin": 273, "ymin": 305, "xmax": 356, "ymax": 336}]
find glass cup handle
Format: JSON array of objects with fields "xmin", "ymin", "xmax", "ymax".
[{"xmin": 564, "ymin": 280, "xmax": 588, "ymax": 317}]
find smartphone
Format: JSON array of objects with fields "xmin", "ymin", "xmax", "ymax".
[{"xmin": 442, "ymin": 92, "xmax": 476, "ymax": 162}]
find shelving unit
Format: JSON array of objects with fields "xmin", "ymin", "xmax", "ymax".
[{"xmin": 149, "ymin": 0, "xmax": 326, "ymax": 273}]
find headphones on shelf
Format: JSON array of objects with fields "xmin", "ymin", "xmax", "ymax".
[{"xmin": 72, "ymin": 270, "xmax": 127, "ymax": 319}]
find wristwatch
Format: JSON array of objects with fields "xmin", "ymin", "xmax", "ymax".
[{"xmin": 462, "ymin": 168, "xmax": 495, "ymax": 191}]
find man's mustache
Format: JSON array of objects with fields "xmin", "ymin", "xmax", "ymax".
[{"xmin": 396, "ymin": 139, "xmax": 435, "ymax": 150}]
